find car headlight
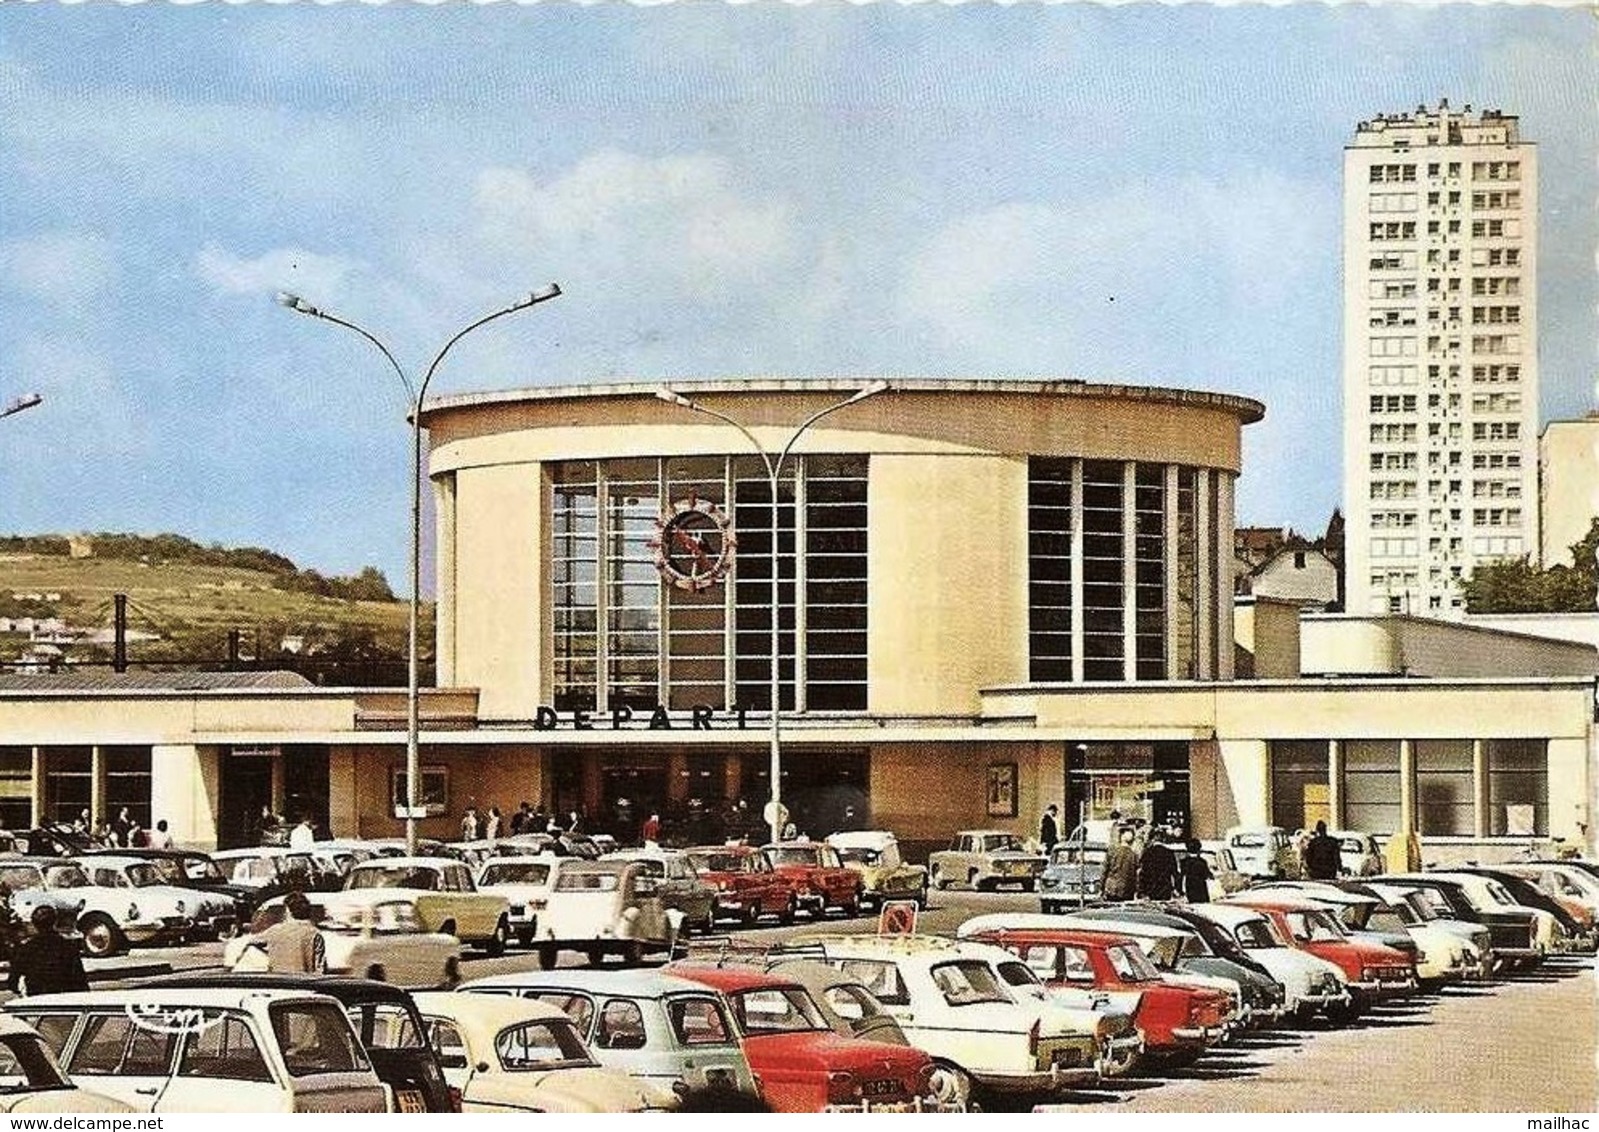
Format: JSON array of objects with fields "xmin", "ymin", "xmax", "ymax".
[{"xmin": 126, "ymin": 903, "xmax": 141, "ymax": 921}]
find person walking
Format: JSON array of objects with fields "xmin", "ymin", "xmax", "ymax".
[
  {"xmin": 1179, "ymin": 838, "xmax": 1213, "ymax": 903},
  {"xmin": 1102, "ymin": 827, "xmax": 1140, "ymax": 902},
  {"xmin": 1135, "ymin": 833, "xmax": 1180, "ymax": 901},
  {"xmin": 510, "ymin": 802, "xmax": 532, "ymax": 836},
  {"xmin": 6, "ymin": 906, "xmax": 89, "ymax": 995},
  {"xmin": 485, "ymin": 807, "xmax": 503, "ymax": 840},
  {"xmin": 150, "ymin": 820, "xmax": 175, "ymax": 850},
  {"xmin": 110, "ymin": 807, "xmax": 133, "ymax": 848},
  {"xmin": 1039, "ymin": 804, "xmax": 1060, "ymax": 856},
  {"xmin": 258, "ymin": 891, "xmax": 326, "ymax": 974},
  {"xmin": 461, "ymin": 806, "xmax": 481, "ymax": 842},
  {"xmin": 288, "ymin": 816, "xmax": 316, "ymax": 851},
  {"xmin": 1302, "ymin": 820, "xmax": 1342, "ymax": 881},
  {"xmin": 641, "ymin": 812, "xmax": 661, "ymax": 848}
]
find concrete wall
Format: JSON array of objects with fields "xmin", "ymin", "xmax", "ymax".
[
  {"xmin": 1301, "ymin": 615, "xmax": 1598, "ymax": 678},
  {"xmin": 1539, "ymin": 418, "xmax": 1599, "ymax": 568},
  {"xmin": 150, "ymin": 744, "xmax": 221, "ymax": 850}
]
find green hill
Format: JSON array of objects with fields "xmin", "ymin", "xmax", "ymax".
[{"xmin": 0, "ymin": 534, "xmax": 428, "ymax": 680}]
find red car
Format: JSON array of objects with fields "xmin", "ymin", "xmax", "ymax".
[
  {"xmin": 1224, "ymin": 893, "xmax": 1415, "ymax": 1019},
  {"xmin": 669, "ymin": 964, "xmax": 941, "ymax": 1112},
  {"xmin": 762, "ymin": 841, "xmax": 865, "ymax": 918},
  {"xmin": 684, "ymin": 845, "xmax": 798, "ymax": 925},
  {"xmin": 966, "ymin": 926, "xmax": 1230, "ymax": 1067}
]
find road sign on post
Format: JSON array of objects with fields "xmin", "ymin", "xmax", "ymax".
[{"xmin": 878, "ymin": 900, "xmax": 918, "ymax": 936}]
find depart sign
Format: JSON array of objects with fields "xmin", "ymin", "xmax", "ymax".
[{"xmin": 530, "ymin": 704, "xmax": 754, "ymax": 731}]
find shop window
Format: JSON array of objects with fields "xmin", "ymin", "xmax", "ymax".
[
  {"xmin": 1487, "ymin": 739, "xmax": 1546, "ymax": 835},
  {"xmin": 0, "ymin": 747, "xmax": 31, "ymax": 831},
  {"xmin": 42, "ymin": 747, "xmax": 91, "ymax": 826},
  {"xmin": 1342, "ymin": 740, "xmax": 1401, "ymax": 836},
  {"xmin": 1270, "ymin": 741, "xmax": 1328, "ymax": 832},
  {"xmin": 1415, "ymin": 740, "xmax": 1473, "ymax": 836},
  {"xmin": 103, "ymin": 746, "xmax": 152, "ymax": 831}
]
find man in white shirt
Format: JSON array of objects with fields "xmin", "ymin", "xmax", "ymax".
[{"xmin": 288, "ymin": 817, "xmax": 315, "ymax": 850}]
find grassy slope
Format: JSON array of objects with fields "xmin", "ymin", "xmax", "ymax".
[{"xmin": 0, "ymin": 552, "xmax": 423, "ymax": 664}]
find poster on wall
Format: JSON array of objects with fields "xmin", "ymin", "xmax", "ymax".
[{"xmin": 987, "ymin": 762, "xmax": 1018, "ymax": 818}]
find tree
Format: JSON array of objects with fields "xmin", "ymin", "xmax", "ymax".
[{"xmin": 1462, "ymin": 517, "xmax": 1599, "ymax": 613}]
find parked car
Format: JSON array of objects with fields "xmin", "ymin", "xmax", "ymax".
[
  {"xmin": 0, "ymin": 858, "xmax": 93, "ymax": 926},
  {"xmin": 74, "ymin": 855, "xmax": 237, "ymax": 943},
  {"xmin": 1345, "ymin": 880, "xmax": 1494, "ymax": 980},
  {"xmin": 412, "ymin": 992, "xmax": 668, "ymax": 1112},
  {"xmin": 682, "ymin": 845, "xmax": 796, "ymax": 925},
  {"xmin": 142, "ymin": 972, "xmax": 458, "ymax": 1113},
  {"xmin": 762, "ymin": 841, "xmax": 865, "ymax": 918},
  {"xmin": 1512, "ymin": 861, "xmax": 1599, "ymax": 923},
  {"xmin": 1372, "ymin": 873, "xmax": 1539, "ymax": 973},
  {"xmin": 1038, "ymin": 838, "xmax": 1106, "ymax": 910},
  {"xmin": 211, "ymin": 847, "xmax": 324, "ymax": 896},
  {"xmin": 474, "ymin": 855, "xmax": 562, "ymax": 948},
  {"xmin": 84, "ymin": 849, "xmax": 259, "ymax": 924},
  {"xmin": 0, "ymin": 1014, "xmax": 133, "ymax": 1113},
  {"xmin": 4, "ymin": 987, "xmax": 389, "ymax": 1112},
  {"xmin": 767, "ymin": 933, "xmax": 1131, "ymax": 1108},
  {"xmin": 929, "ymin": 831, "xmax": 1046, "ymax": 893},
  {"xmin": 960, "ymin": 920, "xmax": 1229, "ymax": 1068},
  {"xmin": 1196, "ymin": 842, "xmax": 1250, "ymax": 896},
  {"xmin": 1052, "ymin": 906, "xmax": 1287, "ymax": 1026},
  {"xmin": 668, "ymin": 963, "xmax": 943, "ymax": 1112},
  {"xmin": 1222, "ymin": 892, "xmax": 1415, "ymax": 1017},
  {"xmin": 530, "ymin": 859, "xmax": 684, "ymax": 968},
  {"xmin": 602, "ymin": 850, "xmax": 717, "ymax": 935},
  {"xmin": 1453, "ymin": 866, "xmax": 1594, "ymax": 953},
  {"xmin": 60, "ymin": 859, "xmax": 192, "ymax": 958},
  {"xmin": 1180, "ymin": 902, "xmax": 1352, "ymax": 1024},
  {"xmin": 1252, "ymin": 881, "xmax": 1476, "ymax": 985},
  {"xmin": 1222, "ymin": 826, "xmax": 1300, "ymax": 879},
  {"xmin": 1329, "ymin": 831, "xmax": 1385, "ymax": 877},
  {"xmin": 826, "ymin": 831, "xmax": 928, "ymax": 909},
  {"xmin": 342, "ymin": 857, "xmax": 510, "ymax": 955},
  {"xmin": 459, "ymin": 968, "xmax": 760, "ymax": 1100},
  {"xmin": 766, "ymin": 959, "xmax": 911, "ymax": 1046},
  {"xmin": 224, "ymin": 891, "xmax": 462, "ymax": 989}
]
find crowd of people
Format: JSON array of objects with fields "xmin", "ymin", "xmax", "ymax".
[{"xmin": 1039, "ymin": 805, "xmax": 1217, "ymax": 903}]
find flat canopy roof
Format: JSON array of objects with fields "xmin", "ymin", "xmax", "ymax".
[{"xmin": 421, "ymin": 377, "xmax": 1267, "ymax": 426}]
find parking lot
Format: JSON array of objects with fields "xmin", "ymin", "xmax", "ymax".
[{"xmin": 66, "ymin": 887, "xmax": 1599, "ymax": 1113}]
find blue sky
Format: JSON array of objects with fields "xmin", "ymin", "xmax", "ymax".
[{"xmin": 0, "ymin": 4, "xmax": 1593, "ymax": 588}]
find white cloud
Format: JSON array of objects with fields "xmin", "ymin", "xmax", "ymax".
[
  {"xmin": 469, "ymin": 149, "xmax": 796, "ymax": 299},
  {"xmin": 195, "ymin": 244, "xmax": 361, "ymax": 300},
  {"xmin": 0, "ymin": 232, "xmax": 117, "ymax": 307}
]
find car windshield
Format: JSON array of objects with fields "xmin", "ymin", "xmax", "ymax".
[
  {"xmin": 125, "ymin": 863, "xmax": 166, "ymax": 888},
  {"xmin": 1484, "ymin": 880, "xmax": 1518, "ymax": 906},
  {"xmin": 1106, "ymin": 943, "xmax": 1161, "ymax": 981},
  {"xmin": 143, "ymin": 858, "xmax": 186, "ymax": 884},
  {"xmin": 1233, "ymin": 834, "xmax": 1267, "ymax": 848},
  {"xmin": 479, "ymin": 862, "xmax": 552, "ymax": 886},
  {"xmin": 981, "ymin": 835, "xmax": 1024, "ymax": 853},
  {"xmin": 835, "ymin": 959, "xmax": 910, "ymax": 1006},
  {"xmin": 1286, "ymin": 910, "xmax": 1346, "ymax": 943},
  {"xmin": 179, "ymin": 856, "xmax": 227, "ymax": 883},
  {"xmin": 348, "ymin": 865, "xmax": 440, "ymax": 891},
  {"xmin": 554, "ymin": 870, "xmax": 621, "ymax": 893},
  {"xmin": 0, "ymin": 1034, "xmax": 69, "ymax": 1093},
  {"xmin": 767, "ymin": 848, "xmax": 821, "ymax": 868},
  {"xmin": 1233, "ymin": 918, "xmax": 1281, "ymax": 949},
  {"xmin": 835, "ymin": 848, "xmax": 880, "ymax": 866},
  {"xmin": 0, "ymin": 866, "xmax": 43, "ymax": 891},
  {"xmin": 667, "ymin": 996, "xmax": 737, "ymax": 1047},
  {"xmin": 42, "ymin": 865, "xmax": 88, "ymax": 890},
  {"xmin": 994, "ymin": 960, "xmax": 1050, "ymax": 1000},
  {"xmin": 730, "ymin": 987, "xmax": 828, "ymax": 1035},
  {"xmin": 1397, "ymin": 893, "xmax": 1439, "ymax": 922},
  {"xmin": 687, "ymin": 853, "xmax": 749, "ymax": 874},
  {"xmin": 495, "ymin": 1020, "xmax": 596, "ymax": 1071},
  {"xmin": 1051, "ymin": 844, "xmax": 1105, "ymax": 865},
  {"xmin": 269, "ymin": 1002, "xmax": 370, "ymax": 1077},
  {"xmin": 930, "ymin": 961, "xmax": 1012, "ymax": 1006}
]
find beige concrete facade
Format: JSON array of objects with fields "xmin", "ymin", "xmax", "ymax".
[{"xmin": 1539, "ymin": 416, "xmax": 1599, "ymax": 567}]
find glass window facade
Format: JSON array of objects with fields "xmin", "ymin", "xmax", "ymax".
[
  {"xmin": 1269, "ymin": 740, "xmax": 1329, "ymax": 832},
  {"xmin": 1342, "ymin": 740, "xmax": 1402, "ymax": 835},
  {"xmin": 0, "ymin": 747, "xmax": 30, "ymax": 831},
  {"xmin": 551, "ymin": 455, "xmax": 868, "ymax": 714},
  {"xmin": 1487, "ymin": 738, "xmax": 1546, "ymax": 836},
  {"xmin": 1028, "ymin": 459, "xmax": 1220, "ymax": 682},
  {"xmin": 1415, "ymin": 739, "xmax": 1473, "ymax": 836}
]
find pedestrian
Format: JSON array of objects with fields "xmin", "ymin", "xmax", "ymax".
[
  {"xmin": 531, "ymin": 805, "xmax": 548, "ymax": 835},
  {"xmin": 461, "ymin": 806, "xmax": 481, "ymax": 842},
  {"xmin": 7, "ymin": 905, "xmax": 89, "ymax": 995},
  {"xmin": 1180, "ymin": 838, "xmax": 1213, "ymax": 903},
  {"xmin": 485, "ymin": 806, "xmax": 503, "ymax": 840},
  {"xmin": 642, "ymin": 812, "xmax": 661, "ymax": 847},
  {"xmin": 257, "ymin": 891, "xmax": 325, "ymax": 974},
  {"xmin": 1102, "ymin": 827, "xmax": 1140, "ymax": 902},
  {"xmin": 111, "ymin": 806, "xmax": 132, "ymax": 847},
  {"xmin": 150, "ymin": 819, "xmax": 175, "ymax": 851},
  {"xmin": 127, "ymin": 820, "xmax": 147, "ymax": 849},
  {"xmin": 510, "ymin": 802, "xmax": 531, "ymax": 836},
  {"xmin": 1302, "ymin": 820, "xmax": 1342, "ymax": 881},
  {"xmin": 1039, "ymin": 804, "xmax": 1060, "ymax": 855},
  {"xmin": 566, "ymin": 810, "xmax": 581, "ymax": 835},
  {"xmin": 72, "ymin": 808, "xmax": 90, "ymax": 836},
  {"xmin": 288, "ymin": 815, "xmax": 316, "ymax": 851},
  {"xmin": 1135, "ymin": 833, "xmax": 1180, "ymax": 901}
]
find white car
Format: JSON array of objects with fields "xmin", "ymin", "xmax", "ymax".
[
  {"xmin": 1329, "ymin": 830, "xmax": 1385, "ymax": 877},
  {"xmin": 774, "ymin": 934, "xmax": 1138, "ymax": 1109},
  {"xmin": 1252, "ymin": 881, "xmax": 1476, "ymax": 984},
  {"xmin": 64, "ymin": 857, "xmax": 196, "ymax": 958},
  {"xmin": 0, "ymin": 1014, "xmax": 132, "ymax": 1113},
  {"xmin": 224, "ymin": 892, "xmax": 462, "ymax": 989},
  {"xmin": 1409, "ymin": 871, "xmax": 1561, "ymax": 960},
  {"xmin": 75, "ymin": 855, "xmax": 237, "ymax": 944},
  {"xmin": 210, "ymin": 847, "xmax": 321, "ymax": 892},
  {"xmin": 412, "ymin": 992, "xmax": 668, "ymax": 1112},
  {"xmin": 1222, "ymin": 826, "xmax": 1301, "ymax": 879},
  {"xmin": 474, "ymin": 855, "xmax": 562, "ymax": 948},
  {"xmin": 0, "ymin": 860, "xmax": 92, "ymax": 933},
  {"xmin": 1181, "ymin": 903, "xmax": 1351, "ymax": 1024},
  {"xmin": 532, "ymin": 860, "xmax": 684, "ymax": 968},
  {"xmin": 4, "ymin": 988, "xmax": 389, "ymax": 1112}
]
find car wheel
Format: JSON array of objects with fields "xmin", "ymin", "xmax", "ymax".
[
  {"xmin": 778, "ymin": 897, "xmax": 797, "ymax": 926},
  {"xmin": 968, "ymin": 870, "xmax": 983, "ymax": 891},
  {"xmin": 933, "ymin": 866, "xmax": 950, "ymax": 891},
  {"xmin": 537, "ymin": 944, "xmax": 559, "ymax": 970},
  {"xmin": 624, "ymin": 940, "xmax": 645, "ymax": 966},
  {"xmin": 586, "ymin": 947, "xmax": 605, "ymax": 967},
  {"xmin": 482, "ymin": 917, "xmax": 509, "ymax": 958},
  {"xmin": 841, "ymin": 889, "xmax": 861, "ymax": 918},
  {"xmin": 79, "ymin": 914, "xmax": 124, "ymax": 959},
  {"xmin": 742, "ymin": 903, "xmax": 758, "ymax": 929},
  {"xmin": 929, "ymin": 1062, "xmax": 977, "ymax": 1112},
  {"xmin": 439, "ymin": 919, "xmax": 459, "ymax": 939},
  {"xmin": 1324, "ymin": 1000, "xmax": 1360, "ymax": 1027},
  {"xmin": 364, "ymin": 962, "xmax": 388, "ymax": 982},
  {"xmin": 517, "ymin": 931, "xmax": 534, "ymax": 949}
]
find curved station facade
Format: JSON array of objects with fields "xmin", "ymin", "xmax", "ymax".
[{"xmin": 0, "ymin": 379, "xmax": 1592, "ymax": 860}]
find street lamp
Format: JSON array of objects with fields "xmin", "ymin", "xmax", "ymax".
[
  {"xmin": 276, "ymin": 285, "xmax": 563, "ymax": 854},
  {"xmin": 655, "ymin": 381, "xmax": 890, "ymax": 844},
  {"xmin": 0, "ymin": 393, "xmax": 42, "ymax": 421}
]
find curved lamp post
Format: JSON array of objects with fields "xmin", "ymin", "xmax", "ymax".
[
  {"xmin": 655, "ymin": 381, "xmax": 889, "ymax": 844},
  {"xmin": 276, "ymin": 285, "xmax": 563, "ymax": 854}
]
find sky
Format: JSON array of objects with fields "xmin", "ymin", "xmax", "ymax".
[{"xmin": 0, "ymin": 3, "xmax": 1593, "ymax": 590}]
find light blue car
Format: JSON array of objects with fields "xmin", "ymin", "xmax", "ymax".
[{"xmin": 457, "ymin": 968, "xmax": 759, "ymax": 1102}]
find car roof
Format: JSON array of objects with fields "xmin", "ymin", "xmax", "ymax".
[
  {"xmin": 140, "ymin": 972, "xmax": 420, "ymax": 1007},
  {"xmin": 1223, "ymin": 892, "xmax": 1339, "ymax": 912},
  {"xmin": 763, "ymin": 841, "xmax": 827, "ymax": 851},
  {"xmin": 74, "ymin": 855, "xmax": 149, "ymax": 869},
  {"xmin": 410, "ymin": 991, "xmax": 567, "ymax": 1036},
  {"xmin": 462, "ymin": 968, "xmax": 716, "ymax": 997},
  {"xmin": 684, "ymin": 844, "xmax": 759, "ymax": 854},
  {"xmin": 211, "ymin": 847, "xmax": 304, "ymax": 859},
  {"xmin": 9, "ymin": 986, "xmax": 337, "ymax": 1009},
  {"xmin": 1055, "ymin": 916, "xmax": 1195, "ymax": 939},
  {"xmin": 956, "ymin": 829, "xmax": 1021, "ymax": 837},
  {"xmin": 786, "ymin": 932, "xmax": 1006, "ymax": 965},
  {"xmin": 825, "ymin": 832, "xmax": 897, "ymax": 848},
  {"xmin": 1183, "ymin": 903, "xmax": 1271, "ymax": 927},
  {"xmin": 350, "ymin": 856, "xmax": 462, "ymax": 869},
  {"xmin": 667, "ymin": 963, "xmax": 803, "ymax": 994}
]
